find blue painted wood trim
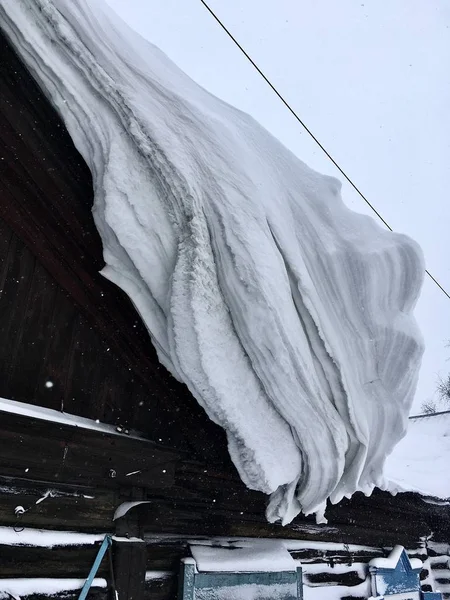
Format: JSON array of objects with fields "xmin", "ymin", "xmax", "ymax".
[
  {"xmin": 370, "ymin": 548, "xmax": 423, "ymax": 596},
  {"xmin": 78, "ymin": 535, "xmax": 111, "ymax": 600},
  {"xmin": 373, "ymin": 569, "xmax": 421, "ymax": 593},
  {"xmin": 194, "ymin": 570, "xmax": 298, "ymax": 589},
  {"xmin": 179, "ymin": 561, "xmax": 196, "ymax": 600},
  {"xmin": 296, "ymin": 567, "xmax": 303, "ymax": 600}
]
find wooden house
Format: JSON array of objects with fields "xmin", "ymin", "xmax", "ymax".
[{"xmin": 0, "ymin": 26, "xmax": 449, "ymax": 600}]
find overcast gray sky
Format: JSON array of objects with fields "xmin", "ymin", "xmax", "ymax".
[{"xmin": 105, "ymin": 0, "xmax": 450, "ymax": 413}]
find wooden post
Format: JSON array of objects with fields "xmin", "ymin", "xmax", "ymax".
[
  {"xmin": 113, "ymin": 537, "xmax": 146, "ymax": 600},
  {"xmin": 179, "ymin": 559, "xmax": 196, "ymax": 600},
  {"xmin": 113, "ymin": 488, "xmax": 146, "ymax": 600}
]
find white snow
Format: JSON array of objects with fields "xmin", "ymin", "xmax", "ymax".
[
  {"xmin": 0, "ymin": 526, "xmax": 106, "ymax": 547},
  {"xmin": 369, "ymin": 545, "xmax": 422, "ymax": 570},
  {"xmin": 428, "ymin": 542, "xmax": 450, "ymax": 556},
  {"xmin": 302, "ymin": 562, "xmax": 367, "ymax": 577},
  {"xmin": 196, "ymin": 582, "xmax": 296, "ymax": 600},
  {"xmin": 303, "ymin": 580, "xmax": 370, "ymax": 600},
  {"xmin": 187, "ymin": 537, "xmax": 380, "ymax": 557},
  {"xmin": 0, "ymin": 0, "xmax": 425, "ymax": 522},
  {"xmin": 113, "ymin": 501, "xmax": 151, "ymax": 521},
  {"xmin": 385, "ymin": 412, "xmax": 450, "ymax": 499},
  {"xmin": 0, "ymin": 396, "xmax": 143, "ymax": 439},
  {"xmin": 278, "ymin": 540, "xmax": 379, "ymax": 554},
  {"xmin": 190, "ymin": 541, "xmax": 296, "ymax": 572},
  {"xmin": 0, "ymin": 578, "xmax": 106, "ymax": 599},
  {"xmin": 145, "ymin": 571, "xmax": 171, "ymax": 581},
  {"xmin": 370, "ymin": 594, "xmax": 419, "ymax": 600}
]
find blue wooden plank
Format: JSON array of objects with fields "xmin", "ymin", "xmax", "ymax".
[
  {"xmin": 78, "ymin": 535, "xmax": 111, "ymax": 600},
  {"xmin": 179, "ymin": 560, "xmax": 196, "ymax": 600},
  {"xmin": 194, "ymin": 570, "xmax": 298, "ymax": 589}
]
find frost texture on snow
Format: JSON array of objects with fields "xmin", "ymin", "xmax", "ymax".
[{"xmin": 0, "ymin": 0, "xmax": 424, "ymax": 522}]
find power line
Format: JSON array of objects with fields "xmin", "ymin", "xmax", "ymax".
[
  {"xmin": 199, "ymin": 0, "xmax": 450, "ymax": 302},
  {"xmin": 426, "ymin": 270, "xmax": 450, "ymax": 300}
]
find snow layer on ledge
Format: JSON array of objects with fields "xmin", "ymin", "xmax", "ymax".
[
  {"xmin": 0, "ymin": 578, "xmax": 106, "ymax": 599},
  {"xmin": 0, "ymin": 526, "xmax": 106, "ymax": 548},
  {"xmin": 0, "ymin": 0, "xmax": 424, "ymax": 522},
  {"xmin": 385, "ymin": 412, "xmax": 450, "ymax": 499},
  {"xmin": 369, "ymin": 545, "xmax": 422, "ymax": 570},
  {"xmin": 190, "ymin": 541, "xmax": 296, "ymax": 572}
]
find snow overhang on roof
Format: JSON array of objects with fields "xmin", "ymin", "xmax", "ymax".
[{"xmin": 0, "ymin": 0, "xmax": 426, "ymax": 524}]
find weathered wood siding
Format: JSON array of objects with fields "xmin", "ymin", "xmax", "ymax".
[
  {"xmin": 0, "ymin": 405, "xmax": 449, "ymax": 546},
  {"xmin": 1, "ymin": 534, "xmax": 449, "ymax": 600},
  {"xmin": 0, "ymin": 29, "xmax": 228, "ymax": 461}
]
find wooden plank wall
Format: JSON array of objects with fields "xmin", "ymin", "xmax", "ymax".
[
  {"xmin": 1, "ymin": 22, "xmax": 450, "ymax": 600},
  {"xmin": 1, "ymin": 533, "xmax": 449, "ymax": 600},
  {"xmin": 0, "ymin": 399, "xmax": 448, "ymax": 599},
  {"xmin": 0, "ymin": 29, "xmax": 229, "ymax": 462},
  {"xmin": 0, "ymin": 407, "xmax": 449, "ymax": 546}
]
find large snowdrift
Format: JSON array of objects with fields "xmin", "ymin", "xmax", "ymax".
[{"xmin": 0, "ymin": 0, "xmax": 425, "ymax": 522}]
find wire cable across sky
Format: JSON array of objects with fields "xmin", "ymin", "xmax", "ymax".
[{"xmin": 199, "ymin": 0, "xmax": 450, "ymax": 302}]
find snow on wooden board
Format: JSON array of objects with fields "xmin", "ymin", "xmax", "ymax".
[
  {"xmin": 302, "ymin": 562, "xmax": 367, "ymax": 576},
  {"xmin": 303, "ymin": 579, "xmax": 370, "ymax": 600},
  {"xmin": 0, "ymin": 578, "xmax": 106, "ymax": 598},
  {"xmin": 145, "ymin": 571, "xmax": 172, "ymax": 581},
  {"xmin": 369, "ymin": 545, "xmax": 423, "ymax": 570},
  {"xmin": 185, "ymin": 536, "xmax": 382, "ymax": 555}
]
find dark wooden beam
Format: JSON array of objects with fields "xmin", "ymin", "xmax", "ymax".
[
  {"xmin": 0, "ymin": 543, "xmax": 107, "ymax": 579},
  {"xmin": 0, "ymin": 407, "xmax": 180, "ymax": 491},
  {"xmin": 0, "ymin": 476, "xmax": 116, "ymax": 532}
]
